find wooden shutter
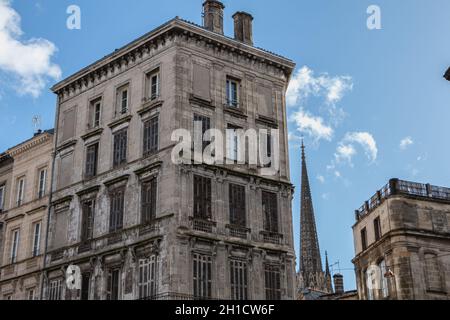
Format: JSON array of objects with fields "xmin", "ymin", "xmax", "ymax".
[
  {"xmin": 262, "ymin": 191, "xmax": 278, "ymax": 233},
  {"xmin": 229, "ymin": 184, "xmax": 246, "ymax": 227},
  {"xmin": 143, "ymin": 117, "xmax": 159, "ymax": 156},
  {"xmin": 193, "ymin": 64, "xmax": 211, "ymax": 100},
  {"xmin": 85, "ymin": 144, "xmax": 98, "ymax": 178},
  {"xmin": 193, "ymin": 175, "xmax": 211, "ymax": 220},
  {"xmin": 141, "ymin": 179, "xmax": 157, "ymax": 224}
]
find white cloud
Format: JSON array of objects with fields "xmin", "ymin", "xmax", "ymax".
[
  {"xmin": 400, "ymin": 137, "xmax": 413, "ymax": 150},
  {"xmin": 0, "ymin": 0, "xmax": 61, "ymax": 97},
  {"xmin": 335, "ymin": 132, "xmax": 378, "ymax": 165},
  {"xmin": 290, "ymin": 110, "xmax": 333, "ymax": 142},
  {"xmin": 317, "ymin": 175, "xmax": 325, "ymax": 184},
  {"xmin": 287, "ymin": 66, "xmax": 353, "ymax": 107}
]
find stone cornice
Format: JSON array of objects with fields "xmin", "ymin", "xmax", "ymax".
[
  {"xmin": 52, "ymin": 18, "xmax": 295, "ymax": 103},
  {"xmin": 7, "ymin": 132, "xmax": 53, "ymax": 158}
]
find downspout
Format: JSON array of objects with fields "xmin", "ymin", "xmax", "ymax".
[{"xmin": 40, "ymin": 93, "xmax": 61, "ymax": 300}]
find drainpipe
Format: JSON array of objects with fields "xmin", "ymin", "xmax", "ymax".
[{"xmin": 40, "ymin": 94, "xmax": 61, "ymax": 300}]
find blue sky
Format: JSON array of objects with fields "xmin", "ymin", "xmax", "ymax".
[{"xmin": 2, "ymin": 0, "xmax": 450, "ymax": 290}]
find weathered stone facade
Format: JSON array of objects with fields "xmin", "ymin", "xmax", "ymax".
[
  {"xmin": 43, "ymin": 2, "xmax": 296, "ymax": 300},
  {"xmin": 353, "ymin": 179, "xmax": 450, "ymax": 300},
  {"xmin": 0, "ymin": 130, "xmax": 54, "ymax": 300}
]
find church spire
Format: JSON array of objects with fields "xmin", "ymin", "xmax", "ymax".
[
  {"xmin": 325, "ymin": 251, "xmax": 333, "ymax": 293},
  {"xmin": 299, "ymin": 141, "xmax": 324, "ymax": 290}
]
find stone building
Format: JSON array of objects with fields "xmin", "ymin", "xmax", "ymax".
[
  {"xmin": 353, "ymin": 179, "xmax": 450, "ymax": 300},
  {"xmin": 44, "ymin": 1, "xmax": 296, "ymax": 300},
  {"xmin": 0, "ymin": 130, "xmax": 54, "ymax": 300}
]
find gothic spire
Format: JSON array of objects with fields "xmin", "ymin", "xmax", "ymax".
[
  {"xmin": 325, "ymin": 251, "xmax": 333, "ymax": 293},
  {"xmin": 299, "ymin": 141, "xmax": 324, "ymax": 289}
]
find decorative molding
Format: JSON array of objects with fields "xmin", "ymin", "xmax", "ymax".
[
  {"xmin": 76, "ymin": 185, "xmax": 101, "ymax": 197},
  {"xmin": 81, "ymin": 128, "xmax": 104, "ymax": 141},
  {"xmin": 26, "ymin": 205, "xmax": 47, "ymax": 216},
  {"xmin": 256, "ymin": 116, "xmax": 278, "ymax": 129},
  {"xmin": 7, "ymin": 132, "xmax": 53, "ymax": 158},
  {"xmin": 137, "ymin": 100, "xmax": 164, "ymax": 117},
  {"xmin": 108, "ymin": 115, "xmax": 133, "ymax": 130},
  {"xmin": 223, "ymin": 106, "xmax": 247, "ymax": 119},
  {"xmin": 51, "ymin": 195, "xmax": 73, "ymax": 207},
  {"xmin": 134, "ymin": 161, "xmax": 163, "ymax": 178},
  {"xmin": 189, "ymin": 95, "xmax": 215, "ymax": 110},
  {"xmin": 104, "ymin": 174, "xmax": 130, "ymax": 188},
  {"xmin": 56, "ymin": 139, "xmax": 77, "ymax": 153}
]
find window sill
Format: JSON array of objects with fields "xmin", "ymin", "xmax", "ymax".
[
  {"xmin": 189, "ymin": 95, "xmax": 215, "ymax": 110},
  {"xmin": 81, "ymin": 127, "xmax": 104, "ymax": 141},
  {"xmin": 138, "ymin": 99, "xmax": 163, "ymax": 116},
  {"xmin": 108, "ymin": 114, "xmax": 132, "ymax": 129},
  {"xmin": 224, "ymin": 106, "xmax": 247, "ymax": 119}
]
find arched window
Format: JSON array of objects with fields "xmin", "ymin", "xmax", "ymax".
[{"xmin": 424, "ymin": 253, "xmax": 443, "ymax": 292}]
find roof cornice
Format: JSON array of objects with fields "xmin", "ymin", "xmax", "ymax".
[
  {"xmin": 52, "ymin": 17, "xmax": 295, "ymax": 99},
  {"xmin": 7, "ymin": 132, "xmax": 53, "ymax": 158}
]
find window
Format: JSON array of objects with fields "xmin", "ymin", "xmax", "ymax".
[
  {"xmin": 147, "ymin": 69, "xmax": 160, "ymax": 100},
  {"xmin": 374, "ymin": 217, "xmax": 382, "ymax": 241},
  {"xmin": 226, "ymin": 78, "xmax": 239, "ymax": 108},
  {"xmin": 361, "ymin": 228, "xmax": 368, "ymax": 251},
  {"xmin": 193, "ymin": 175, "xmax": 211, "ymax": 220},
  {"xmin": 264, "ymin": 265, "xmax": 281, "ymax": 300},
  {"xmin": 143, "ymin": 116, "xmax": 159, "ymax": 156},
  {"xmin": 48, "ymin": 279, "xmax": 62, "ymax": 300},
  {"xmin": 262, "ymin": 191, "xmax": 278, "ymax": 233},
  {"xmin": 378, "ymin": 260, "xmax": 389, "ymax": 298},
  {"xmin": 85, "ymin": 143, "xmax": 99, "ymax": 178},
  {"xmin": 193, "ymin": 253, "xmax": 212, "ymax": 299},
  {"xmin": 89, "ymin": 98, "xmax": 102, "ymax": 128},
  {"xmin": 229, "ymin": 184, "xmax": 246, "ymax": 227},
  {"xmin": 106, "ymin": 268, "xmax": 120, "ymax": 300},
  {"xmin": 365, "ymin": 269, "xmax": 374, "ymax": 300},
  {"xmin": 32, "ymin": 222, "xmax": 41, "ymax": 257},
  {"xmin": 27, "ymin": 288, "xmax": 36, "ymax": 300},
  {"xmin": 425, "ymin": 253, "xmax": 443, "ymax": 292},
  {"xmin": 4, "ymin": 294, "xmax": 12, "ymax": 300},
  {"xmin": 81, "ymin": 200, "xmax": 95, "ymax": 241},
  {"xmin": 0, "ymin": 184, "xmax": 5, "ymax": 211},
  {"xmin": 38, "ymin": 168, "xmax": 47, "ymax": 199},
  {"xmin": 141, "ymin": 178, "xmax": 157, "ymax": 224},
  {"xmin": 116, "ymin": 85, "xmax": 129, "ymax": 115},
  {"xmin": 109, "ymin": 188, "xmax": 125, "ymax": 232},
  {"xmin": 193, "ymin": 114, "xmax": 211, "ymax": 152},
  {"xmin": 81, "ymin": 272, "xmax": 91, "ymax": 300},
  {"xmin": 16, "ymin": 177, "xmax": 25, "ymax": 206},
  {"xmin": 230, "ymin": 260, "xmax": 248, "ymax": 300},
  {"xmin": 10, "ymin": 229, "xmax": 19, "ymax": 264},
  {"xmin": 226, "ymin": 124, "xmax": 240, "ymax": 162},
  {"xmin": 113, "ymin": 129, "xmax": 127, "ymax": 167},
  {"xmin": 138, "ymin": 256, "xmax": 157, "ymax": 299}
]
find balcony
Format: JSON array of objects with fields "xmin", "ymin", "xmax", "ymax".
[
  {"xmin": 226, "ymin": 225, "xmax": 250, "ymax": 240},
  {"xmin": 355, "ymin": 179, "xmax": 450, "ymax": 220},
  {"xmin": 189, "ymin": 217, "xmax": 216, "ymax": 234},
  {"xmin": 260, "ymin": 231, "xmax": 283, "ymax": 245}
]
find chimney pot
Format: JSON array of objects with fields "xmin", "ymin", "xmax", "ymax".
[
  {"xmin": 233, "ymin": 11, "xmax": 254, "ymax": 46},
  {"xmin": 333, "ymin": 274, "xmax": 345, "ymax": 294},
  {"xmin": 203, "ymin": 0, "xmax": 225, "ymax": 35}
]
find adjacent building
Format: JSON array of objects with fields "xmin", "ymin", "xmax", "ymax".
[
  {"xmin": 0, "ymin": 130, "xmax": 54, "ymax": 300},
  {"xmin": 43, "ymin": 1, "xmax": 296, "ymax": 300},
  {"xmin": 353, "ymin": 179, "xmax": 450, "ymax": 300}
]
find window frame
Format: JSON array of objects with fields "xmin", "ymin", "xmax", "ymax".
[
  {"xmin": 16, "ymin": 177, "xmax": 25, "ymax": 206},
  {"xmin": 81, "ymin": 199, "xmax": 95, "ymax": 242},
  {"xmin": 141, "ymin": 178, "xmax": 157, "ymax": 225},
  {"xmin": 109, "ymin": 187, "xmax": 125, "ymax": 233},
  {"xmin": 361, "ymin": 227, "xmax": 368, "ymax": 251},
  {"xmin": 112, "ymin": 129, "xmax": 128, "ymax": 168},
  {"xmin": 230, "ymin": 259, "xmax": 248, "ymax": 300},
  {"xmin": 85, "ymin": 143, "xmax": 99, "ymax": 179},
  {"xmin": 264, "ymin": 264, "xmax": 281, "ymax": 300},
  {"xmin": 37, "ymin": 167, "xmax": 47, "ymax": 199},
  {"xmin": 226, "ymin": 77, "xmax": 240, "ymax": 108},
  {"xmin": 106, "ymin": 268, "xmax": 121, "ymax": 300},
  {"xmin": 32, "ymin": 221, "xmax": 41, "ymax": 257},
  {"xmin": 116, "ymin": 84, "xmax": 130, "ymax": 116},
  {"xmin": 262, "ymin": 191, "xmax": 278, "ymax": 233},
  {"xmin": 373, "ymin": 217, "xmax": 382, "ymax": 241},
  {"xmin": 10, "ymin": 228, "xmax": 20, "ymax": 264},
  {"xmin": 146, "ymin": 68, "xmax": 160, "ymax": 101},
  {"xmin": 143, "ymin": 116, "xmax": 159, "ymax": 157},
  {"xmin": 192, "ymin": 253, "xmax": 213, "ymax": 299},
  {"xmin": 138, "ymin": 256, "xmax": 158, "ymax": 300},
  {"xmin": 193, "ymin": 175, "xmax": 212, "ymax": 220},
  {"xmin": 229, "ymin": 183, "xmax": 246, "ymax": 227},
  {"xmin": 0, "ymin": 184, "xmax": 5, "ymax": 211}
]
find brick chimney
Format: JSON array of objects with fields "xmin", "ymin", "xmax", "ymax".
[
  {"xmin": 333, "ymin": 274, "xmax": 345, "ymax": 294},
  {"xmin": 232, "ymin": 11, "xmax": 254, "ymax": 45},
  {"xmin": 203, "ymin": 0, "xmax": 225, "ymax": 35}
]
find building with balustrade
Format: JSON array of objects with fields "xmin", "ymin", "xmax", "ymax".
[
  {"xmin": 42, "ymin": 1, "xmax": 296, "ymax": 300},
  {"xmin": 352, "ymin": 178, "xmax": 450, "ymax": 300}
]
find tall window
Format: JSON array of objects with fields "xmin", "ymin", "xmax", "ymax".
[
  {"xmin": 27, "ymin": 288, "xmax": 36, "ymax": 300},
  {"xmin": 16, "ymin": 177, "xmax": 25, "ymax": 206},
  {"xmin": 425, "ymin": 253, "xmax": 443, "ymax": 292},
  {"xmin": 109, "ymin": 188, "xmax": 125, "ymax": 232},
  {"xmin": 226, "ymin": 78, "xmax": 239, "ymax": 108},
  {"xmin": 226, "ymin": 124, "xmax": 240, "ymax": 162},
  {"xmin": 113, "ymin": 129, "xmax": 128, "ymax": 167},
  {"xmin": 147, "ymin": 69, "xmax": 160, "ymax": 100},
  {"xmin": 361, "ymin": 228, "xmax": 368, "ymax": 251},
  {"xmin": 85, "ymin": 143, "xmax": 99, "ymax": 178},
  {"xmin": 106, "ymin": 268, "xmax": 120, "ymax": 300},
  {"xmin": 89, "ymin": 98, "xmax": 102, "ymax": 128},
  {"xmin": 138, "ymin": 256, "xmax": 157, "ymax": 299},
  {"xmin": 378, "ymin": 260, "xmax": 389, "ymax": 298},
  {"xmin": 193, "ymin": 114, "xmax": 211, "ymax": 152},
  {"xmin": 229, "ymin": 184, "xmax": 246, "ymax": 227},
  {"xmin": 374, "ymin": 217, "xmax": 382, "ymax": 241},
  {"xmin": 10, "ymin": 229, "xmax": 20, "ymax": 264},
  {"xmin": 0, "ymin": 184, "xmax": 5, "ymax": 211},
  {"xmin": 81, "ymin": 272, "xmax": 91, "ymax": 300},
  {"xmin": 32, "ymin": 222, "xmax": 41, "ymax": 257},
  {"xmin": 141, "ymin": 178, "xmax": 157, "ymax": 224},
  {"xmin": 116, "ymin": 85, "xmax": 129, "ymax": 115},
  {"xmin": 264, "ymin": 265, "xmax": 281, "ymax": 300},
  {"xmin": 48, "ymin": 279, "xmax": 62, "ymax": 300},
  {"xmin": 193, "ymin": 253, "xmax": 212, "ymax": 299},
  {"xmin": 193, "ymin": 175, "xmax": 211, "ymax": 220},
  {"xmin": 230, "ymin": 260, "xmax": 248, "ymax": 300},
  {"xmin": 262, "ymin": 191, "xmax": 278, "ymax": 233},
  {"xmin": 37, "ymin": 168, "xmax": 47, "ymax": 199},
  {"xmin": 365, "ymin": 269, "xmax": 374, "ymax": 300},
  {"xmin": 81, "ymin": 200, "xmax": 95, "ymax": 241},
  {"xmin": 143, "ymin": 116, "xmax": 159, "ymax": 156}
]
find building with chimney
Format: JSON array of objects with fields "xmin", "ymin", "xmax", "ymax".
[
  {"xmin": 353, "ymin": 179, "xmax": 450, "ymax": 300},
  {"xmin": 0, "ymin": 130, "xmax": 54, "ymax": 300},
  {"xmin": 297, "ymin": 142, "xmax": 332, "ymax": 298},
  {"xmin": 43, "ymin": 1, "xmax": 296, "ymax": 300}
]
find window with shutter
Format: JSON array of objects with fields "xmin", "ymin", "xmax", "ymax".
[
  {"xmin": 193, "ymin": 175, "xmax": 212, "ymax": 220},
  {"xmin": 81, "ymin": 273, "xmax": 91, "ymax": 300},
  {"xmin": 264, "ymin": 265, "xmax": 281, "ymax": 300},
  {"xmin": 193, "ymin": 253, "xmax": 212, "ymax": 299},
  {"xmin": 109, "ymin": 188, "xmax": 125, "ymax": 232},
  {"xmin": 230, "ymin": 260, "xmax": 248, "ymax": 300},
  {"xmin": 85, "ymin": 143, "xmax": 98, "ymax": 178},
  {"xmin": 141, "ymin": 178, "xmax": 157, "ymax": 224},
  {"xmin": 106, "ymin": 269, "xmax": 120, "ymax": 300},
  {"xmin": 81, "ymin": 200, "xmax": 95, "ymax": 241},
  {"xmin": 113, "ymin": 129, "xmax": 127, "ymax": 167},
  {"xmin": 143, "ymin": 116, "xmax": 159, "ymax": 156},
  {"xmin": 193, "ymin": 114, "xmax": 211, "ymax": 152},
  {"xmin": 229, "ymin": 184, "xmax": 246, "ymax": 227},
  {"xmin": 262, "ymin": 191, "xmax": 278, "ymax": 233}
]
